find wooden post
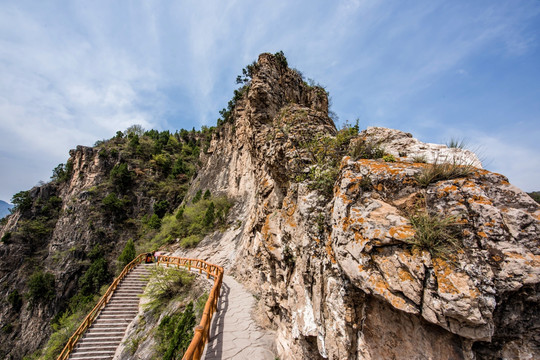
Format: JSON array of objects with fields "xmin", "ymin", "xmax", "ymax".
[{"xmin": 193, "ymin": 326, "xmax": 204, "ymax": 359}]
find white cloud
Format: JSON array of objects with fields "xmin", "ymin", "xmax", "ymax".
[{"xmin": 0, "ymin": 0, "xmax": 538, "ymax": 200}]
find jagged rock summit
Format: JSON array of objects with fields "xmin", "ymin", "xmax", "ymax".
[{"xmin": 1, "ymin": 52, "xmax": 538, "ymax": 360}]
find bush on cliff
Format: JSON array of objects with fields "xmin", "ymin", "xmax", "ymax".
[
  {"xmin": 142, "ymin": 196, "xmax": 232, "ymax": 251},
  {"xmin": 27, "ymin": 271, "xmax": 55, "ymax": 304},
  {"xmin": 118, "ymin": 239, "xmax": 136, "ymax": 267}
]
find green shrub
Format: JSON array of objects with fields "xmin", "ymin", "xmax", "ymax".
[
  {"xmin": 79, "ymin": 256, "xmax": 110, "ymax": 296},
  {"xmin": 8, "ymin": 290, "xmax": 23, "ymax": 312},
  {"xmin": 171, "ymin": 158, "xmax": 187, "ymax": 177},
  {"xmin": 148, "ymin": 197, "xmax": 232, "ymax": 250},
  {"xmin": 203, "ymin": 202, "xmax": 215, "ymax": 227},
  {"xmin": 383, "ymin": 154, "xmax": 396, "ymax": 162},
  {"xmin": 415, "ymin": 160, "xmax": 474, "ymax": 187},
  {"xmin": 110, "ymin": 163, "xmax": 133, "ymax": 192},
  {"xmin": 350, "ymin": 140, "xmax": 385, "ymax": 160},
  {"xmin": 527, "ymin": 191, "xmax": 540, "ymax": 204},
  {"xmin": 179, "ymin": 235, "xmax": 202, "ymax": 248},
  {"xmin": 147, "ymin": 214, "xmax": 162, "ymax": 230},
  {"xmin": 153, "ymin": 154, "xmax": 172, "ymax": 175},
  {"xmin": 11, "ymin": 191, "xmax": 32, "ymax": 212},
  {"xmin": 1, "ymin": 232, "xmax": 12, "ymax": 244},
  {"xmin": 156, "ymin": 302, "xmax": 196, "ymax": 360},
  {"xmin": 192, "ymin": 190, "xmax": 202, "ymax": 204},
  {"xmin": 27, "ymin": 271, "xmax": 55, "ymax": 304},
  {"xmin": 102, "ymin": 193, "xmax": 129, "ymax": 219},
  {"xmin": 118, "ymin": 239, "xmax": 136, "ymax": 267},
  {"xmin": 153, "ymin": 200, "xmax": 169, "ymax": 218},
  {"xmin": 406, "ymin": 212, "xmax": 462, "ymax": 260},
  {"xmin": 19, "ymin": 217, "xmax": 55, "ymax": 245},
  {"xmin": 144, "ymin": 267, "xmax": 195, "ymax": 313},
  {"xmin": 194, "ymin": 292, "xmax": 209, "ymax": 319},
  {"xmin": 42, "ymin": 290, "xmax": 101, "ymax": 360},
  {"xmin": 203, "ymin": 190, "xmax": 211, "ymax": 200},
  {"xmin": 307, "ymin": 166, "xmax": 339, "ymax": 197},
  {"xmin": 1, "ymin": 323, "xmax": 13, "ymax": 334},
  {"xmin": 274, "ymin": 50, "xmax": 288, "ymax": 68},
  {"xmin": 51, "ymin": 160, "xmax": 73, "ymax": 183}
]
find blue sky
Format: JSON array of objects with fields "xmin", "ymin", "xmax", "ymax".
[{"xmin": 1, "ymin": 0, "xmax": 539, "ymax": 202}]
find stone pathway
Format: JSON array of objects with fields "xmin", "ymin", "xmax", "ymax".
[{"xmin": 203, "ymin": 275, "xmax": 275, "ymax": 360}]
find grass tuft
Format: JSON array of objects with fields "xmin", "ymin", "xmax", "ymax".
[
  {"xmin": 415, "ymin": 160, "xmax": 474, "ymax": 187},
  {"xmin": 446, "ymin": 137, "xmax": 467, "ymax": 149},
  {"xmin": 406, "ymin": 211, "xmax": 462, "ymax": 260}
]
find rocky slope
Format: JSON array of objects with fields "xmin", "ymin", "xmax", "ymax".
[{"xmin": 177, "ymin": 53, "xmax": 540, "ymax": 359}]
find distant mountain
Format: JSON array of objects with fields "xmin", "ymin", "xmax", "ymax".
[{"xmin": 0, "ymin": 200, "xmax": 13, "ymax": 219}]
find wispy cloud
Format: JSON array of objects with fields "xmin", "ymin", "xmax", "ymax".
[{"xmin": 0, "ymin": 0, "xmax": 539, "ymax": 200}]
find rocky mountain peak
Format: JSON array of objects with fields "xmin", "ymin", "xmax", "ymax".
[{"xmin": 245, "ymin": 52, "xmax": 330, "ymax": 123}]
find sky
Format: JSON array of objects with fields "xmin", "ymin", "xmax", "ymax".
[{"xmin": 0, "ymin": 0, "xmax": 539, "ymax": 202}]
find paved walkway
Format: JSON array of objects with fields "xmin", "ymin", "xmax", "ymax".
[{"xmin": 203, "ymin": 275, "xmax": 275, "ymax": 360}]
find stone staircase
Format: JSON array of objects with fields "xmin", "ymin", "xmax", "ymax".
[{"xmin": 68, "ymin": 263, "xmax": 153, "ymax": 360}]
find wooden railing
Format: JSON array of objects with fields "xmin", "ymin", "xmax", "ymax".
[
  {"xmin": 156, "ymin": 255, "xmax": 224, "ymax": 360},
  {"xmin": 57, "ymin": 254, "xmax": 224, "ymax": 360},
  {"xmin": 57, "ymin": 253, "xmax": 146, "ymax": 360}
]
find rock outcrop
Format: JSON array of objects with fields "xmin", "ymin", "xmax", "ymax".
[{"xmin": 179, "ymin": 53, "xmax": 540, "ymax": 359}]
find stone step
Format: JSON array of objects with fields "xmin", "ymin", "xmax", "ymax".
[
  {"xmin": 68, "ymin": 263, "xmax": 152, "ymax": 360},
  {"xmin": 90, "ymin": 323, "xmax": 129, "ymax": 329},
  {"xmin": 99, "ymin": 308, "xmax": 138, "ymax": 313},
  {"xmin": 70, "ymin": 350, "xmax": 116, "ymax": 359},
  {"xmin": 82, "ymin": 332, "xmax": 126, "ymax": 340},
  {"xmin": 76, "ymin": 339, "xmax": 122, "ymax": 346}
]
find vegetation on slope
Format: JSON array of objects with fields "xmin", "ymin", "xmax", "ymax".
[{"xmin": 123, "ymin": 267, "xmax": 209, "ymax": 359}]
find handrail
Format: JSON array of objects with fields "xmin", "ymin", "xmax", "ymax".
[
  {"xmin": 157, "ymin": 255, "xmax": 224, "ymax": 360},
  {"xmin": 57, "ymin": 254, "xmax": 224, "ymax": 360},
  {"xmin": 57, "ymin": 253, "xmax": 146, "ymax": 360}
]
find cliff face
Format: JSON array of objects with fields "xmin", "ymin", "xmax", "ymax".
[{"xmin": 180, "ymin": 53, "xmax": 540, "ymax": 359}]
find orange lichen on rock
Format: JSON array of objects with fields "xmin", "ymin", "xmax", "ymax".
[
  {"xmin": 388, "ymin": 225, "xmax": 415, "ymax": 240},
  {"xmin": 354, "ymin": 230, "xmax": 368, "ymax": 245},
  {"xmin": 340, "ymin": 156, "xmax": 351, "ymax": 169},
  {"xmin": 326, "ymin": 236, "xmax": 337, "ymax": 264},
  {"xmin": 261, "ymin": 214, "xmax": 276, "ymax": 248},
  {"xmin": 477, "ymin": 231, "xmax": 488, "ymax": 238},
  {"xmin": 282, "ymin": 197, "xmax": 297, "ymax": 228},
  {"xmin": 342, "ymin": 216, "xmax": 352, "ymax": 232},
  {"xmin": 398, "ymin": 267, "xmax": 415, "ymax": 282},
  {"xmin": 433, "ymin": 258, "xmax": 479, "ymax": 299},
  {"xmin": 467, "ymin": 195, "xmax": 493, "ymax": 206}
]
